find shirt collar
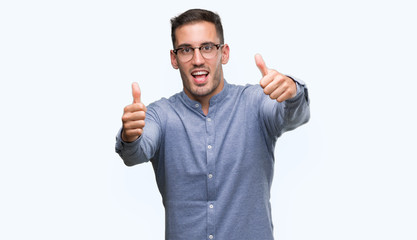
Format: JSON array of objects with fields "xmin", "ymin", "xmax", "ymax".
[{"xmin": 180, "ymin": 79, "xmax": 230, "ymax": 108}]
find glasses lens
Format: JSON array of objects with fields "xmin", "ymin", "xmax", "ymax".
[
  {"xmin": 176, "ymin": 44, "xmax": 221, "ymax": 62},
  {"xmin": 201, "ymin": 44, "xmax": 217, "ymax": 59},
  {"xmin": 176, "ymin": 47, "xmax": 190, "ymax": 62}
]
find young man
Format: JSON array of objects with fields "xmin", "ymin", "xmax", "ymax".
[{"xmin": 116, "ymin": 9, "xmax": 310, "ymax": 240}]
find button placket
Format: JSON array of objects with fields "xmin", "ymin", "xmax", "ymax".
[
  {"xmin": 206, "ymin": 115, "xmax": 216, "ymax": 201},
  {"xmin": 206, "ymin": 114, "xmax": 216, "ymax": 238}
]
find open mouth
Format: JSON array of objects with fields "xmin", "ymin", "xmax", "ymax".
[{"xmin": 191, "ymin": 70, "xmax": 209, "ymax": 84}]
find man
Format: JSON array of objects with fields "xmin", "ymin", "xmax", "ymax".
[{"xmin": 116, "ymin": 9, "xmax": 310, "ymax": 240}]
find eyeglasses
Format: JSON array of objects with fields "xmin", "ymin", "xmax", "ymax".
[{"xmin": 173, "ymin": 43, "xmax": 223, "ymax": 62}]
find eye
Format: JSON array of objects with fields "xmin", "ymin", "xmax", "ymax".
[
  {"xmin": 201, "ymin": 44, "xmax": 213, "ymax": 52},
  {"xmin": 181, "ymin": 47, "xmax": 192, "ymax": 54}
]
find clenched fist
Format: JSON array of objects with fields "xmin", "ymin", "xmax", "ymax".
[
  {"xmin": 121, "ymin": 82, "xmax": 147, "ymax": 142},
  {"xmin": 255, "ymin": 54, "xmax": 297, "ymax": 102}
]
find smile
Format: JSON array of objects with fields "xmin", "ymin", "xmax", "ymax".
[{"xmin": 191, "ymin": 70, "xmax": 209, "ymax": 84}]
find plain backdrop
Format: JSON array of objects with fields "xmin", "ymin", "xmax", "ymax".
[{"xmin": 1, "ymin": 0, "xmax": 416, "ymax": 239}]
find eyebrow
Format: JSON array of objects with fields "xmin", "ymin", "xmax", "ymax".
[{"xmin": 176, "ymin": 42, "xmax": 215, "ymax": 49}]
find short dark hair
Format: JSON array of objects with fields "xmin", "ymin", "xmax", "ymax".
[{"xmin": 170, "ymin": 9, "xmax": 224, "ymax": 48}]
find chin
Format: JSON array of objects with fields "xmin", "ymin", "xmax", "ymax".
[{"xmin": 191, "ymin": 87, "xmax": 212, "ymax": 97}]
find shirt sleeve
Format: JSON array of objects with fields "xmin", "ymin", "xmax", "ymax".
[
  {"xmin": 259, "ymin": 76, "xmax": 310, "ymax": 138},
  {"xmin": 115, "ymin": 104, "xmax": 163, "ymax": 166}
]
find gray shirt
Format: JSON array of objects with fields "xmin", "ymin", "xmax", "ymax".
[{"xmin": 115, "ymin": 79, "xmax": 310, "ymax": 240}]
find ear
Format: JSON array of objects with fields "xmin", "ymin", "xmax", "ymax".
[
  {"xmin": 221, "ymin": 44, "xmax": 230, "ymax": 64},
  {"xmin": 170, "ymin": 50, "xmax": 179, "ymax": 69}
]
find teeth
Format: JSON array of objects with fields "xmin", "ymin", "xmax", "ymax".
[{"xmin": 192, "ymin": 71, "xmax": 208, "ymax": 76}]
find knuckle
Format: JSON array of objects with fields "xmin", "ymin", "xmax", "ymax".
[
  {"xmin": 121, "ymin": 114, "xmax": 129, "ymax": 122},
  {"xmin": 137, "ymin": 129, "xmax": 143, "ymax": 135},
  {"xmin": 271, "ymin": 70, "xmax": 280, "ymax": 77},
  {"xmin": 276, "ymin": 95, "xmax": 285, "ymax": 102},
  {"xmin": 139, "ymin": 111, "xmax": 146, "ymax": 119},
  {"xmin": 124, "ymin": 104, "xmax": 132, "ymax": 112}
]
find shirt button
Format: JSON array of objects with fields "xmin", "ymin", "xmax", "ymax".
[
  {"xmin": 208, "ymin": 145, "xmax": 212, "ymax": 149},
  {"xmin": 208, "ymin": 173, "xmax": 213, "ymax": 179},
  {"xmin": 209, "ymin": 204, "xmax": 214, "ymax": 209},
  {"xmin": 209, "ymin": 235, "xmax": 214, "ymax": 239},
  {"xmin": 207, "ymin": 118, "xmax": 212, "ymax": 122},
  {"xmin": 194, "ymin": 103, "xmax": 199, "ymax": 108}
]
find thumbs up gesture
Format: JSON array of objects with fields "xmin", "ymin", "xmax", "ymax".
[
  {"xmin": 121, "ymin": 82, "xmax": 147, "ymax": 142},
  {"xmin": 255, "ymin": 54, "xmax": 297, "ymax": 102}
]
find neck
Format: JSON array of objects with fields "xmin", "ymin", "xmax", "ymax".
[{"xmin": 186, "ymin": 79, "xmax": 224, "ymax": 116}]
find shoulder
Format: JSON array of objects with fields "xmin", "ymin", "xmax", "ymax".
[
  {"xmin": 145, "ymin": 92, "xmax": 182, "ymax": 122},
  {"xmin": 147, "ymin": 92, "xmax": 181, "ymax": 110},
  {"xmin": 227, "ymin": 82, "xmax": 265, "ymax": 102}
]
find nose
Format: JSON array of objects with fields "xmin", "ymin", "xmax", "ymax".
[{"xmin": 191, "ymin": 48, "xmax": 205, "ymax": 66}]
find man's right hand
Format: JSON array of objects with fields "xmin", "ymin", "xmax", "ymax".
[{"xmin": 121, "ymin": 82, "xmax": 147, "ymax": 142}]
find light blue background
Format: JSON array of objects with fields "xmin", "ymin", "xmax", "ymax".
[{"xmin": 1, "ymin": 0, "xmax": 416, "ymax": 239}]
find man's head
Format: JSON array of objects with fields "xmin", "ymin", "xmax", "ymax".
[
  {"xmin": 170, "ymin": 9, "xmax": 230, "ymax": 103},
  {"xmin": 170, "ymin": 9, "xmax": 224, "ymax": 48}
]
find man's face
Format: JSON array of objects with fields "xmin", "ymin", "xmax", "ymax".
[{"xmin": 170, "ymin": 21, "xmax": 229, "ymax": 101}]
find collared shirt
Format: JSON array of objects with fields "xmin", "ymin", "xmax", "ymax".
[{"xmin": 115, "ymin": 80, "xmax": 310, "ymax": 240}]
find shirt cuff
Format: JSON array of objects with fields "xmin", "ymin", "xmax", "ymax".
[
  {"xmin": 115, "ymin": 127, "xmax": 142, "ymax": 153},
  {"xmin": 285, "ymin": 75, "xmax": 309, "ymax": 103}
]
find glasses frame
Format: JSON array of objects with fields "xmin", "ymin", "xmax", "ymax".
[{"xmin": 173, "ymin": 43, "xmax": 224, "ymax": 62}]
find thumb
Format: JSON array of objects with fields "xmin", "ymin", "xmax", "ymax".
[
  {"xmin": 132, "ymin": 82, "xmax": 141, "ymax": 103},
  {"xmin": 255, "ymin": 54, "xmax": 268, "ymax": 77}
]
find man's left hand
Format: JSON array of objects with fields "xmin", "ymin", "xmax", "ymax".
[{"xmin": 255, "ymin": 54, "xmax": 297, "ymax": 102}]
